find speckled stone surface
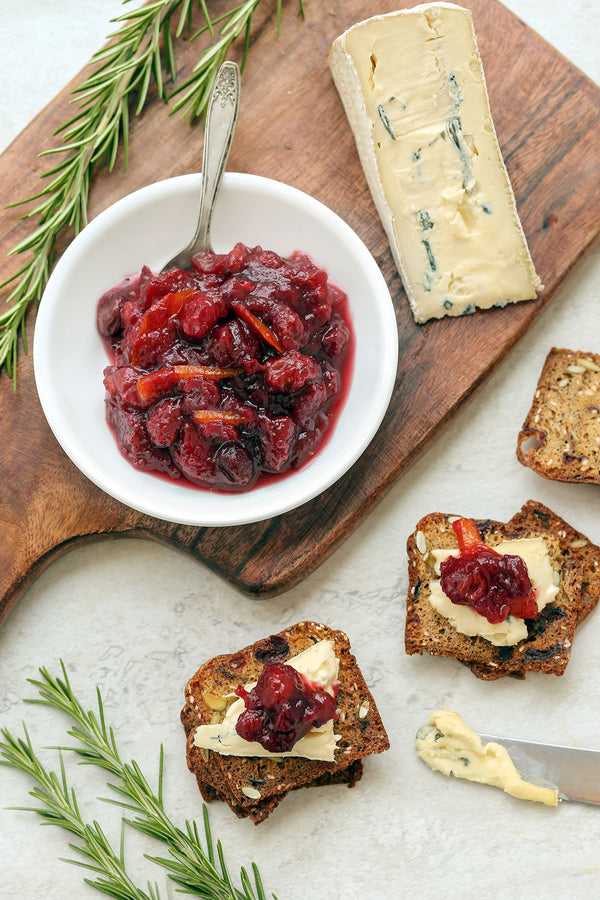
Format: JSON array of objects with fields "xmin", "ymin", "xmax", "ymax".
[{"xmin": 1, "ymin": 2, "xmax": 600, "ymax": 898}]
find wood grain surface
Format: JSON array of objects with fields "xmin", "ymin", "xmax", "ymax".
[{"xmin": 1, "ymin": 0, "xmax": 600, "ymax": 627}]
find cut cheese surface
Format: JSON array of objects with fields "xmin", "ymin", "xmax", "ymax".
[
  {"xmin": 416, "ymin": 708, "xmax": 559, "ymax": 806},
  {"xmin": 329, "ymin": 2, "xmax": 543, "ymax": 323}
]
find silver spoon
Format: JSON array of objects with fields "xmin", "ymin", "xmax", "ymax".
[{"xmin": 161, "ymin": 60, "xmax": 241, "ymax": 270}]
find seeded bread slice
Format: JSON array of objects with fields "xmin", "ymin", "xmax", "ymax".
[
  {"xmin": 508, "ymin": 500, "xmax": 600, "ymax": 626},
  {"xmin": 181, "ymin": 621, "xmax": 389, "ymax": 824},
  {"xmin": 194, "ymin": 759, "xmax": 364, "ymax": 824},
  {"xmin": 463, "ymin": 502, "xmax": 600, "ymax": 680},
  {"xmin": 517, "ymin": 347, "xmax": 600, "ymax": 484},
  {"xmin": 405, "ymin": 512, "xmax": 582, "ymax": 679}
]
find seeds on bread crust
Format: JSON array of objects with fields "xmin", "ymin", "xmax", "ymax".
[
  {"xmin": 181, "ymin": 621, "xmax": 389, "ymax": 824},
  {"xmin": 404, "ymin": 507, "xmax": 594, "ymax": 680},
  {"xmin": 517, "ymin": 347, "xmax": 600, "ymax": 484}
]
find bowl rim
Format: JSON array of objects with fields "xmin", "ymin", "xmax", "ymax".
[{"xmin": 33, "ymin": 172, "xmax": 398, "ymax": 526}]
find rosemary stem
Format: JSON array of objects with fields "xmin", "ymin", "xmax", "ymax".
[
  {"xmin": 7, "ymin": 662, "xmax": 274, "ymax": 899},
  {"xmin": 1, "ymin": 0, "xmax": 304, "ymax": 389},
  {"xmin": 0, "ymin": 727, "xmax": 156, "ymax": 900}
]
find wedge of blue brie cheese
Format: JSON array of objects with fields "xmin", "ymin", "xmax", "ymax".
[{"xmin": 329, "ymin": 2, "xmax": 543, "ymax": 323}]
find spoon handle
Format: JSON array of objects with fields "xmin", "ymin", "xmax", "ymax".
[
  {"xmin": 169, "ymin": 61, "xmax": 240, "ymax": 266},
  {"xmin": 196, "ymin": 61, "xmax": 241, "ymax": 251}
]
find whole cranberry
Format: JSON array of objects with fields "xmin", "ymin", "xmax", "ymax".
[
  {"xmin": 264, "ymin": 351, "xmax": 320, "ymax": 393},
  {"xmin": 234, "ymin": 662, "xmax": 337, "ymax": 753}
]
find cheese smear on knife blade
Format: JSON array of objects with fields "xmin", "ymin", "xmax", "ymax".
[
  {"xmin": 329, "ymin": 2, "xmax": 543, "ymax": 323},
  {"xmin": 416, "ymin": 708, "xmax": 559, "ymax": 806}
]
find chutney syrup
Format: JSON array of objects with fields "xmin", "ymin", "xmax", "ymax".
[{"xmin": 97, "ymin": 242, "xmax": 354, "ymax": 492}]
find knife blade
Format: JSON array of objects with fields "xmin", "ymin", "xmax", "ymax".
[{"xmin": 478, "ymin": 733, "xmax": 600, "ymax": 805}]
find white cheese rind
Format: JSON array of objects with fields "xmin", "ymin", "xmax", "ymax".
[
  {"xmin": 416, "ymin": 708, "xmax": 559, "ymax": 806},
  {"xmin": 329, "ymin": 2, "xmax": 542, "ymax": 323}
]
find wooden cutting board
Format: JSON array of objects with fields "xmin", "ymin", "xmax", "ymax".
[{"xmin": 1, "ymin": 0, "xmax": 599, "ymax": 627}]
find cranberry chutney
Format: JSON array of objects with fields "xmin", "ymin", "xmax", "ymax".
[
  {"xmin": 97, "ymin": 242, "xmax": 354, "ymax": 492},
  {"xmin": 235, "ymin": 661, "xmax": 338, "ymax": 753},
  {"xmin": 440, "ymin": 518, "xmax": 538, "ymax": 624}
]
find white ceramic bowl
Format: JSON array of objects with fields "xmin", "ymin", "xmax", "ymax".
[{"xmin": 34, "ymin": 173, "xmax": 398, "ymax": 526}]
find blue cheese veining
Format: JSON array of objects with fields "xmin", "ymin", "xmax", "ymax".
[
  {"xmin": 193, "ymin": 640, "xmax": 340, "ymax": 760},
  {"xmin": 329, "ymin": 2, "xmax": 543, "ymax": 323},
  {"xmin": 416, "ymin": 708, "xmax": 559, "ymax": 806}
]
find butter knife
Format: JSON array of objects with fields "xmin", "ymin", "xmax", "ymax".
[{"xmin": 479, "ymin": 733, "xmax": 600, "ymax": 805}]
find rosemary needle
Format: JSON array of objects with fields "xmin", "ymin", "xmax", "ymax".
[
  {"xmin": 0, "ymin": 0, "xmax": 304, "ymax": 388},
  {"xmin": 0, "ymin": 661, "xmax": 275, "ymax": 899},
  {"xmin": 0, "ymin": 728, "xmax": 160, "ymax": 899}
]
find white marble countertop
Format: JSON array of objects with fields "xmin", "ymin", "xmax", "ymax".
[{"xmin": 1, "ymin": 2, "xmax": 600, "ymax": 898}]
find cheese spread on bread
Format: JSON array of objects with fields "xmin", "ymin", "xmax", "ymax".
[
  {"xmin": 329, "ymin": 3, "xmax": 542, "ymax": 323},
  {"xmin": 416, "ymin": 708, "xmax": 559, "ymax": 806},
  {"xmin": 427, "ymin": 537, "xmax": 560, "ymax": 645},
  {"xmin": 193, "ymin": 640, "xmax": 340, "ymax": 760}
]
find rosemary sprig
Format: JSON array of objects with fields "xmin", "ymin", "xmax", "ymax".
[
  {"xmin": 0, "ymin": 662, "xmax": 274, "ymax": 899},
  {"xmin": 0, "ymin": 0, "xmax": 304, "ymax": 387},
  {"xmin": 0, "ymin": 728, "xmax": 160, "ymax": 899},
  {"xmin": 0, "ymin": 0, "xmax": 180, "ymax": 387},
  {"xmin": 168, "ymin": 0, "xmax": 304, "ymax": 121}
]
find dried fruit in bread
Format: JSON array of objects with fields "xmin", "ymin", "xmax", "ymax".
[
  {"xmin": 405, "ymin": 512, "xmax": 582, "ymax": 679},
  {"xmin": 517, "ymin": 347, "xmax": 600, "ymax": 484},
  {"xmin": 181, "ymin": 621, "xmax": 389, "ymax": 823}
]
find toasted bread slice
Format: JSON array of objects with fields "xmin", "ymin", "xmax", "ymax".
[
  {"xmin": 464, "ymin": 502, "xmax": 600, "ymax": 680},
  {"xmin": 508, "ymin": 500, "xmax": 600, "ymax": 626},
  {"xmin": 181, "ymin": 621, "xmax": 388, "ymax": 823},
  {"xmin": 194, "ymin": 759, "xmax": 364, "ymax": 824},
  {"xmin": 405, "ymin": 512, "xmax": 582, "ymax": 679},
  {"xmin": 517, "ymin": 347, "xmax": 600, "ymax": 484}
]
